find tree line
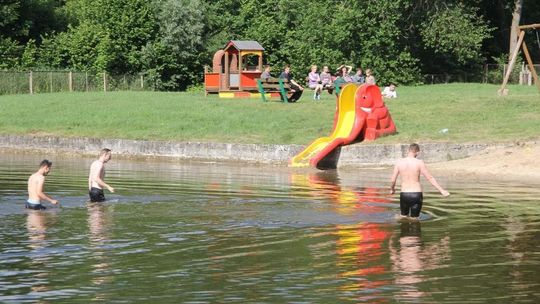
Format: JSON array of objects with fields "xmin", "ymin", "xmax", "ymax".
[{"xmin": 1, "ymin": 0, "xmax": 539, "ymax": 90}]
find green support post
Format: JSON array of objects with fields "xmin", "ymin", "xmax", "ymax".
[
  {"xmin": 256, "ymin": 79, "xmax": 268, "ymax": 102},
  {"xmin": 278, "ymin": 78, "xmax": 288, "ymax": 103}
]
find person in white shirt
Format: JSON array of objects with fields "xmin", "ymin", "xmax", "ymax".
[{"xmin": 382, "ymin": 83, "xmax": 397, "ymax": 98}]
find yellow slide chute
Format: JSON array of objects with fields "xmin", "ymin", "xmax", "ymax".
[{"xmin": 290, "ymin": 83, "xmax": 361, "ymax": 168}]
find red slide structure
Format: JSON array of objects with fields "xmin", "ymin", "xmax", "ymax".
[{"xmin": 290, "ymin": 83, "xmax": 396, "ymax": 169}]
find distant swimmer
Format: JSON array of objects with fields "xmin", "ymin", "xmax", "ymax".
[
  {"xmin": 88, "ymin": 148, "xmax": 114, "ymax": 202},
  {"xmin": 27, "ymin": 159, "xmax": 58, "ymax": 210},
  {"xmin": 390, "ymin": 143, "xmax": 450, "ymax": 219}
]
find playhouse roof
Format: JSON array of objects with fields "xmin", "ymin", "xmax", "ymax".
[{"xmin": 225, "ymin": 40, "xmax": 265, "ymax": 51}]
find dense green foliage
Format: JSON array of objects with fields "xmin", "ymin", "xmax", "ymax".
[
  {"xmin": 1, "ymin": 0, "xmax": 540, "ymax": 89},
  {"xmin": 0, "ymin": 84, "xmax": 538, "ymax": 144}
]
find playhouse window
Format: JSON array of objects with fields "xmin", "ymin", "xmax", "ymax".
[{"xmin": 242, "ymin": 55, "xmax": 260, "ymax": 71}]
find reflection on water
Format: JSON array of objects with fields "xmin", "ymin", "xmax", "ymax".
[
  {"xmin": 26, "ymin": 210, "xmax": 57, "ymax": 295},
  {"xmin": 1, "ymin": 153, "xmax": 540, "ymax": 303},
  {"xmin": 293, "ymin": 171, "xmax": 394, "ymax": 301},
  {"xmin": 390, "ymin": 221, "xmax": 450, "ymax": 301},
  {"xmin": 87, "ymin": 202, "xmax": 113, "ymax": 300}
]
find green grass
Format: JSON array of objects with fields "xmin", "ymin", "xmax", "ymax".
[{"xmin": 0, "ymin": 83, "xmax": 538, "ymax": 144}]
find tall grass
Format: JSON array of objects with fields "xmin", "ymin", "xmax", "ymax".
[{"xmin": 0, "ymin": 83, "xmax": 538, "ymax": 144}]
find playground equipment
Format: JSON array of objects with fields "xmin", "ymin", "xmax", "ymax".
[
  {"xmin": 289, "ymin": 83, "xmax": 396, "ymax": 169},
  {"xmin": 204, "ymin": 40, "xmax": 280, "ymax": 99},
  {"xmin": 499, "ymin": 23, "xmax": 540, "ymax": 95}
]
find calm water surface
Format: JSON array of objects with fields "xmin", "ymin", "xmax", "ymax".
[{"xmin": 0, "ymin": 153, "xmax": 539, "ymax": 303}]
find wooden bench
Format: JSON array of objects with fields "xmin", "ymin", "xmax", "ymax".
[
  {"xmin": 303, "ymin": 82, "xmax": 346, "ymax": 96},
  {"xmin": 304, "ymin": 77, "xmax": 335, "ymax": 96},
  {"xmin": 303, "ymin": 77, "xmax": 353, "ymax": 97},
  {"xmin": 255, "ymin": 77, "xmax": 291, "ymax": 102}
]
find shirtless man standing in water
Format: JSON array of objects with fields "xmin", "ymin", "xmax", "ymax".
[
  {"xmin": 27, "ymin": 160, "xmax": 58, "ymax": 210},
  {"xmin": 390, "ymin": 143, "xmax": 450, "ymax": 219},
  {"xmin": 88, "ymin": 148, "xmax": 114, "ymax": 202}
]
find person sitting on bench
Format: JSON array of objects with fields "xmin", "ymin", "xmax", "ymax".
[
  {"xmin": 261, "ymin": 65, "xmax": 272, "ymax": 80},
  {"xmin": 279, "ymin": 65, "xmax": 304, "ymax": 102},
  {"xmin": 320, "ymin": 66, "xmax": 334, "ymax": 94},
  {"xmin": 308, "ymin": 65, "xmax": 324, "ymax": 100}
]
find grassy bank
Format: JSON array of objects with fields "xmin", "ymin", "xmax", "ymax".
[{"xmin": 0, "ymin": 83, "xmax": 538, "ymax": 144}]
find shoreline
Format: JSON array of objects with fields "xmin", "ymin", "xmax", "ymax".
[
  {"xmin": 0, "ymin": 134, "xmax": 538, "ymax": 183},
  {"xmin": 430, "ymin": 141, "xmax": 540, "ymax": 184}
]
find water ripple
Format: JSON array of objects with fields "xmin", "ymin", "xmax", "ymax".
[{"xmin": 1, "ymin": 154, "xmax": 539, "ymax": 303}]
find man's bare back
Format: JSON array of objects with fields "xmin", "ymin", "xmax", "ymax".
[
  {"xmin": 88, "ymin": 160, "xmax": 106, "ymax": 190},
  {"xmin": 391, "ymin": 147, "xmax": 449, "ymax": 196},
  {"xmin": 28, "ymin": 173, "xmax": 44, "ymax": 202},
  {"xmin": 88, "ymin": 149, "xmax": 114, "ymax": 202},
  {"xmin": 393, "ymin": 157, "xmax": 424, "ymax": 193},
  {"xmin": 390, "ymin": 144, "xmax": 449, "ymax": 218},
  {"xmin": 27, "ymin": 160, "xmax": 58, "ymax": 209}
]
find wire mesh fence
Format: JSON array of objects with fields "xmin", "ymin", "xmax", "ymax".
[
  {"xmin": 1, "ymin": 65, "xmax": 538, "ymax": 95},
  {"xmin": 0, "ymin": 71, "xmax": 149, "ymax": 95},
  {"xmin": 423, "ymin": 64, "xmax": 540, "ymax": 85}
]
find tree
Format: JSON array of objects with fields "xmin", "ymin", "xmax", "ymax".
[
  {"xmin": 509, "ymin": 0, "xmax": 524, "ymax": 57},
  {"xmin": 0, "ymin": 0, "xmax": 67, "ymax": 69},
  {"xmin": 5, "ymin": 0, "xmax": 537, "ymax": 88},
  {"xmin": 141, "ymin": 0, "xmax": 206, "ymax": 90},
  {"xmin": 349, "ymin": 0, "xmax": 421, "ymax": 85},
  {"xmin": 420, "ymin": 4, "xmax": 493, "ymax": 64},
  {"xmin": 38, "ymin": 0, "xmax": 157, "ymax": 73}
]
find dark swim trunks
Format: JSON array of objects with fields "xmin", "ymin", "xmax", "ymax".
[
  {"xmin": 400, "ymin": 192, "xmax": 423, "ymax": 217},
  {"xmin": 25, "ymin": 201, "xmax": 46, "ymax": 210},
  {"xmin": 89, "ymin": 187, "xmax": 106, "ymax": 202}
]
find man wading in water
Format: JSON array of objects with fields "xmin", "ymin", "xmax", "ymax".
[
  {"xmin": 27, "ymin": 160, "xmax": 58, "ymax": 210},
  {"xmin": 88, "ymin": 148, "xmax": 115, "ymax": 202},
  {"xmin": 390, "ymin": 143, "xmax": 450, "ymax": 219}
]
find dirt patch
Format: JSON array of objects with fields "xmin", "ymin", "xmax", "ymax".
[{"xmin": 431, "ymin": 141, "xmax": 540, "ymax": 184}]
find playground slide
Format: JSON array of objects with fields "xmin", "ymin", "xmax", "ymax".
[{"xmin": 290, "ymin": 83, "xmax": 365, "ymax": 168}]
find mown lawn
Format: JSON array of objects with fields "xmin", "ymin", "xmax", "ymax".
[{"xmin": 0, "ymin": 83, "xmax": 538, "ymax": 144}]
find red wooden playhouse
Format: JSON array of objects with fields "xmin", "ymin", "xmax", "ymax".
[{"xmin": 204, "ymin": 40, "xmax": 280, "ymax": 99}]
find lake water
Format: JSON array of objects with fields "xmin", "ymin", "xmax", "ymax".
[{"xmin": 1, "ymin": 153, "xmax": 539, "ymax": 303}]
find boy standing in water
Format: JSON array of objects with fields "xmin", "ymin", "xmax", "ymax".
[
  {"xmin": 390, "ymin": 143, "xmax": 450, "ymax": 219},
  {"xmin": 27, "ymin": 160, "xmax": 58, "ymax": 210},
  {"xmin": 88, "ymin": 148, "xmax": 114, "ymax": 202}
]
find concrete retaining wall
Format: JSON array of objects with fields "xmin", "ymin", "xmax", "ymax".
[
  {"xmin": 338, "ymin": 142, "xmax": 507, "ymax": 166},
  {"xmin": 0, "ymin": 135, "xmax": 507, "ymax": 166}
]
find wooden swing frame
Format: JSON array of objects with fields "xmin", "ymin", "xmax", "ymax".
[{"xmin": 498, "ymin": 23, "xmax": 540, "ymax": 95}]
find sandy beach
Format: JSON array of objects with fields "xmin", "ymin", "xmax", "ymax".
[{"xmin": 431, "ymin": 141, "xmax": 540, "ymax": 184}]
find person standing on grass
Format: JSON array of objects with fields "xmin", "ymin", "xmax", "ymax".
[
  {"xmin": 88, "ymin": 148, "xmax": 114, "ymax": 202},
  {"xmin": 27, "ymin": 160, "xmax": 58, "ymax": 210},
  {"xmin": 390, "ymin": 143, "xmax": 450, "ymax": 219}
]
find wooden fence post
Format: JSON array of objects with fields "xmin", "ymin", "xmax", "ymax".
[
  {"xmin": 103, "ymin": 72, "xmax": 107, "ymax": 92},
  {"xmin": 521, "ymin": 40, "xmax": 540, "ymax": 93},
  {"xmin": 140, "ymin": 74, "xmax": 144, "ymax": 89},
  {"xmin": 85, "ymin": 72, "xmax": 89, "ymax": 91},
  {"xmin": 29, "ymin": 71, "xmax": 33, "ymax": 94},
  {"xmin": 49, "ymin": 71, "xmax": 53, "ymax": 93},
  {"xmin": 68, "ymin": 71, "xmax": 73, "ymax": 92}
]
